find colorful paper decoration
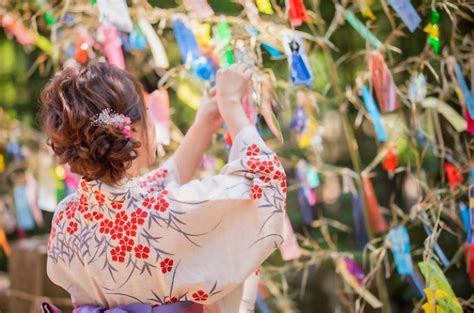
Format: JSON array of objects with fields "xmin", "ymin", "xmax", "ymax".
[
  {"xmin": 361, "ymin": 85, "xmax": 387, "ymax": 142},
  {"xmin": 358, "ymin": 0, "xmax": 376, "ymax": 20},
  {"xmin": 408, "ymin": 73, "xmax": 427, "ymax": 104},
  {"xmin": 213, "ymin": 19, "xmax": 235, "ymax": 68},
  {"xmin": 342, "ymin": 8, "xmax": 383, "ymax": 49},
  {"xmin": 183, "ymin": 0, "xmax": 214, "ymax": 19},
  {"xmin": 287, "ymin": 0, "xmax": 308, "ymax": 27},
  {"xmin": 387, "ymin": 0, "xmax": 421, "ymax": 33},
  {"xmin": 280, "ymin": 214, "xmax": 302, "ymax": 260},
  {"xmin": 146, "ymin": 89, "xmax": 171, "ymax": 146},
  {"xmin": 0, "ymin": 154, "xmax": 4, "ymax": 173},
  {"xmin": 387, "ymin": 226, "xmax": 425, "ymax": 296},
  {"xmin": 256, "ymin": 0, "xmax": 274, "ymax": 15},
  {"xmin": 97, "ymin": 0, "xmax": 133, "ymax": 33},
  {"xmin": 421, "ymin": 98, "xmax": 466, "ymax": 133},
  {"xmin": 424, "ymin": 9, "xmax": 440, "ymax": 54},
  {"xmin": 173, "ymin": 16, "xmax": 215, "ymax": 80},
  {"xmin": 296, "ymin": 160, "xmax": 316, "ymax": 225},
  {"xmin": 453, "ymin": 61, "xmax": 474, "ymax": 119},
  {"xmin": 352, "ymin": 192, "xmax": 370, "ymax": 247},
  {"xmin": 419, "ymin": 211, "xmax": 450, "ymax": 268},
  {"xmin": 445, "ymin": 163, "xmax": 463, "ymax": 190},
  {"xmin": 35, "ymin": 0, "xmax": 57, "ymax": 26},
  {"xmin": 383, "ymin": 145, "xmax": 398, "ymax": 177},
  {"xmin": 336, "ymin": 257, "xmax": 382, "ymax": 309},
  {"xmin": 137, "ymin": 17, "xmax": 169, "ymax": 69},
  {"xmin": 363, "ymin": 176, "xmax": 388, "ymax": 234},
  {"xmin": 418, "ymin": 261, "xmax": 463, "ymax": 313},
  {"xmin": 281, "ymin": 32, "xmax": 313, "ymax": 87},
  {"xmin": 290, "ymin": 105, "xmax": 307, "ymax": 133},
  {"xmin": 74, "ymin": 32, "xmax": 92, "ymax": 64},
  {"xmin": 98, "ymin": 24, "xmax": 125, "ymax": 70},
  {"xmin": 128, "ymin": 26, "xmax": 147, "ymax": 50},
  {"xmin": 1, "ymin": 14, "xmax": 52, "ymax": 55},
  {"xmin": 467, "ymin": 186, "xmax": 474, "ymax": 285},
  {"xmin": 369, "ymin": 51, "xmax": 400, "ymax": 112}
]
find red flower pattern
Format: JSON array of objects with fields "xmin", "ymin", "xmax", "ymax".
[
  {"xmin": 251, "ymin": 185, "xmax": 263, "ymax": 200},
  {"xmin": 258, "ymin": 160, "xmax": 274, "ymax": 174},
  {"xmin": 246, "ymin": 144, "xmax": 261, "ymax": 156},
  {"xmin": 99, "ymin": 219, "xmax": 113, "ymax": 234},
  {"xmin": 115, "ymin": 211, "xmax": 128, "ymax": 226},
  {"xmin": 110, "ymin": 224, "xmax": 124, "ymax": 240},
  {"xmin": 54, "ymin": 211, "xmax": 64, "ymax": 225},
  {"xmin": 192, "ymin": 290, "xmax": 208, "ymax": 302},
  {"xmin": 111, "ymin": 246, "xmax": 126, "ymax": 263},
  {"xmin": 131, "ymin": 209, "xmax": 148, "ymax": 225},
  {"xmin": 246, "ymin": 157, "xmax": 261, "ymax": 172},
  {"xmin": 67, "ymin": 221, "xmax": 78, "ymax": 234},
  {"xmin": 134, "ymin": 244, "xmax": 150, "ymax": 259},
  {"xmin": 142, "ymin": 197, "xmax": 156, "ymax": 209},
  {"xmin": 94, "ymin": 191, "xmax": 106, "ymax": 204},
  {"xmin": 165, "ymin": 297, "xmax": 178, "ymax": 304},
  {"xmin": 124, "ymin": 222, "xmax": 138, "ymax": 237},
  {"xmin": 111, "ymin": 201, "xmax": 124, "ymax": 210},
  {"xmin": 160, "ymin": 258, "xmax": 174, "ymax": 273},
  {"xmin": 119, "ymin": 236, "xmax": 135, "ymax": 252},
  {"xmin": 80, "ymin": 180, "xmax": 88, "ymax": 192},
  {"xmin": 154, "ymin": 197, "xmax": 169, "ymax": 212}
]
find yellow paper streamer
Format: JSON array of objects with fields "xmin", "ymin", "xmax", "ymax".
[
  {"xmin": 256, "ymin": 0, "xmax": 274, "ymax": 15},
  {"xmin": 194, "ymin": 23, "xmax": 212, "ymax": 46},
  {"xmin": 177, "ymin": 82, "xmax": 201, "ymax": 110}
]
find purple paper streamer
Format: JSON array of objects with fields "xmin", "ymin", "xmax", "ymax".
[
  {"xmin": 352, "ymin": 193, "xmax": 369, "ymax": 247},
  {"xmin": 388, "ymin": 0, "xmax": 421, "ymax": 33}
]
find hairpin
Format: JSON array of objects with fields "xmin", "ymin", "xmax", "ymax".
[{"xmin": 90, "ymin": 108, "xmax": 132, "ymax": 139}]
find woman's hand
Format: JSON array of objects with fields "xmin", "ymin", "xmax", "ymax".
[
  {"xmin": 193, "ymin": 87, "xmax": 224, "ymax": 134},
  {"xmin": 215, "ymin": 63, "xmax": 253, "ymax": 137}
]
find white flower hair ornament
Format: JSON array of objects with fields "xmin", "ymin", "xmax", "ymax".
[{"xmin": 91, "ymin": 109, "xmax": 132, "ymax": 139}]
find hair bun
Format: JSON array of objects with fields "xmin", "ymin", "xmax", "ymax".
[{"xmin": 40, "ymin": 62, "xmax": 147, "ymax": 184}]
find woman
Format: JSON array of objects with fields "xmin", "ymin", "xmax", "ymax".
[{"xmin": 41, "ymin": 62, "xmax": 286, "ymax": 313}]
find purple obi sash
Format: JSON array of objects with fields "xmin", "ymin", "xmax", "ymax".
[{"xmin": 41, "ymin": 301, "xmax": 204, "ymax": 313}]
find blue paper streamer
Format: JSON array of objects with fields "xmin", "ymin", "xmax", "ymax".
[
  {"xmin": 172, "ymin": 18, "xmax": 214, "ymax": 80},
  {"xmin": 422, "ymin": 223, "xmax": 449, "ymax": 267},
  {"xmin": 290, "ymin": 106, "xmax": 307, "ymax": 133},
  {"xmin": 454, "ymin": 62, "xmax": 474, "ymax": 119},
  {"xmin": 388, "ymin": 0, "xmax": 421, "ymax": 33},
  {"xmin": 352, "ymin": 193, "xmax": 369, "ymax": 248},
  {"xmin": 297, "ymin": 186, "xmax": 314, "ymax": 225},
  {"xmin": 406, "ymin": 272, "xmax": 426, "ymax": 298},
  {"xmin": 362, "ymin": 85, "xmax": 387, "ymax": 142},
  {"xmin": 261, "ymin": 43, "xmax": 282, "ymax": 57},
  {"xmin": 256, "ymin": 292, "xmax": 272, "ymax": 313},
  {"xmin": 387, "ymin": 226, "xmax": 413, "ymax": 276},
  {"xmin": 129, "ymin": 26, "xmax": 147, "ymax": 50},
  {"xmin": 459, "ymin": 201, "xmax": 470, "ymax": 236}
]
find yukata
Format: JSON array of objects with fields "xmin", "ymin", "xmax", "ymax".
[{"xmin": 47, "ymin": 126, "xmax": 287, "ymax": 313}]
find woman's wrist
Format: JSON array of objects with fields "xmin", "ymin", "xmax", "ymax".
[{"xmin": 190, "ymin": 119, "xmax": 215, "ymax": 138}]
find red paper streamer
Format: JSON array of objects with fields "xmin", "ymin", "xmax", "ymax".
[
  {"xmin": 363, "ymin": 176, "xmax": 388, "ymax": 233},
  {"xmin": 466, "ymin": 243, "xmax": 474, "ymax": 286},
  {"xmin": 288, "ymin": 0, "xmax": 308, "ymax": 27},
  {"xmin": 369, "ymin": 51, "xmax": 400, "ymax": 113},
  {"xmin": 382, "ymin": 145, "xmax": 398, "ymax": 176},
  {"xmin": 445, "ymin": 162, "xmax": 463, "ymax": 190}
]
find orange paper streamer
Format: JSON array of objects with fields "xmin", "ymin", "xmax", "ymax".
[
  {"xmin": 369, "ymin": 51, "xmax": 400, "ymax": 112},
  {"xmin": 363, "ymin": 176, "xmax": 388, "ymax": 233}
]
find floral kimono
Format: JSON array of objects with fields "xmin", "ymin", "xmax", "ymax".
[{"xmin": 47, "ymin": 126, "xmax": 287, "ymax": 313}]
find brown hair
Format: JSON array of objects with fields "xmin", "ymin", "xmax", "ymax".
[{"xmin": 40, "ymin": 62, "xmax": 147, "ymax": 185}]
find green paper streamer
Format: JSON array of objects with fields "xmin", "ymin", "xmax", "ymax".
[{"xmin": 342, "ymin": 9, "xmax": 383, "ymax": 49}]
